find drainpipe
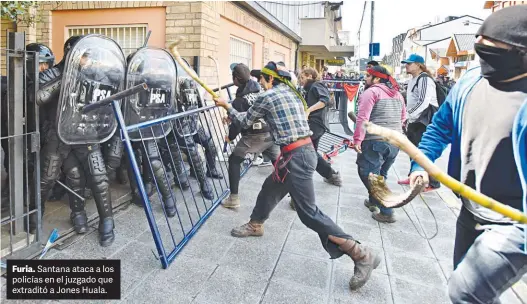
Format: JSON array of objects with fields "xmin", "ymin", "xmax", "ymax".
[{"xmin": 294, "ymin": 42, "xmax": 300, "ymax": 71}]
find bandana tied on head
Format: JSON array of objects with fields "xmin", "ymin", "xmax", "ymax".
[
  {"xmin": 366, "ymin": 68, "xmax": 399, "ymax": 91},
  {"xmin": 261, "ymin": 67, "xmax": 309, "ymax": 111}
]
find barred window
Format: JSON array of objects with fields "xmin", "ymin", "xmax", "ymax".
[
  {"xmin": 273, "ymin": 51, "xmax": 286, "ymax": 64},
  {"xmin": 229, "ymin": 36, "xmax": 253, "ymax": 69},
  {"xmin": 66, "ymin": 24, "xmax": 148, "ymax": 56}
]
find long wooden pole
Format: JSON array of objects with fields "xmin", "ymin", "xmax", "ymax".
[{"xmin": 365, "ymin": 122, "xmax": 527, "ymax": 224}]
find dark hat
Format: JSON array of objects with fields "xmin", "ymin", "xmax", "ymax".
[
  {"xmin": 276, "ymin": 61, "xmax": 286, "ymax": 67},
  {"xmin": 251, "ymin": 61, "xmax": 277, "ymax": 79},
  {"xmin": 250, "ymin": 61, "xmax": 291, "ymax": 81},
  {"xmin": 230, "ymin": 63, "xmax": 251, "ymax": 83},
  {"xmin": 477, "ymin": 6, "xmax": 527, "ymax": 49}
]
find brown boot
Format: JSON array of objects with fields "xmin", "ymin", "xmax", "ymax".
[
  {"xmin": 339, "ymin": 239, "xmax": 381, "ymax": 290},
  {"xmin": 231, "ymin": 221, "xmax": 264, "ymax": 238}
]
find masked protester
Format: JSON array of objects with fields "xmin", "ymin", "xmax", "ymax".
[
  {"xmin": 353, "ymin": 66, "xmax": 406, "ymax": 223},
  {"xmin": 213, "ymin": 61, "xmax": 381, "ymax": 292},
  {"xmin": 408, "ymin": 6, "xmax": 527, "ymax": 303},
  {"xmin": 222, "ymin": 63, "xmax": 279, "ymax": 208}
]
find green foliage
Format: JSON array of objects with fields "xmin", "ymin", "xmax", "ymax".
[
  {"xmin": 1, "ymin": 1, "xmax": 38, "ymax": 25},
  {"xmin": 1, "ymin": 1, "xmax": 62, "ymax": 26}
]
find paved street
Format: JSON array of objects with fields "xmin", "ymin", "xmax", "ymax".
[{"xmin": 1, "ymin": 142, "xmax": 526, "ymax": 304}]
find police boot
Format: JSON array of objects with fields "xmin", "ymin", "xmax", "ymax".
[
  {"xmin": 66, "ymin": 168, "xmax": 89, "ymax": 234},
  {"xmin": 69, "ymin": 202, "xmax": 89, "ymax": 234},
  {"xmin": 151, "ymin": 160, "xmax": 177, "ymax": 218},
  {"xmin": 92, "ymin": 188, "xmax": 115, "ymax": 247},
  {"xmin": 206, "ymin": 167, "xmax": 223, "ymax": 179},
  {"xmin": 98, "ymin": 217, "xmax": 115, "ymax": 247},
  {"xmin": 199, "ymin": 178, "xmax": 214, "ymax": 200}
]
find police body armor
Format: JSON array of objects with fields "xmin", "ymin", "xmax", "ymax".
[
  {"xmin": 123, "ymin": 47, "xmax": 177, "ymax": 141},
  {"xmin": 122, "ymin": 47, "xmax": 178, "ymax": 216},
  {"xmin": 36, "ymin": 35, "xmax": 126, "ymax": 246},
  {"xmin": 56, "ymin": 35, "xmax": 126, "ymax": 145},
  {"xmin": 174, "ymin": 60, "xmax": 205, "ymax": 138}
]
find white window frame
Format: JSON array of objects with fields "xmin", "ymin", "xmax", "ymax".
[
  {"xmin": 66, "ymin": 24, "xmax": 149, "ymax": 56},
  {"xmin": 273, "ymin": 51, "xmax": 286, "ymax": 64},
  {"xmin": 229, "ymin": 36, "xmax": 253, "ymax": 69}
]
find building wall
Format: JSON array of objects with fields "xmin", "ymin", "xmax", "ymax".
[
  {"xmin": 15, "ymin": 1, "xmax": 297, "ymax": 91},
  {"xmin": 51, "ymin": 7, "xmax": 167, "ymax": 61},
  {"xmin": 259, "ymin": 1, "xmax": 325, "ymax": 36},
  {"xmin": 1, "ymin": 18, "xmax": 17, "ymax": 75},
  {"xmin": 416, "ymin": 17, "xmax": 481, "ymax": 42}
]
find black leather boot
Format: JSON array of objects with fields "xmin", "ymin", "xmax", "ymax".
[{"xmin": 98, "ymin": 217, "xmax": 115, "ymax": 247}]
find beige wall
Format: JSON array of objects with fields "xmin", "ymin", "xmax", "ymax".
[
  {"xmin": 218, "ymin": 16, "xmax": 264, "ymax": 91},
  {"xmin": 51, "ymin": 7, "xmax": 166, "ymax": 62},
  {"xmin": 269, "ymin": 41, "xmax": 291, "ymax": 67},
  {"xmin": 12, "ymin": 1, "xmax": 297, "ymax": 88},
  {"xmin": 1, "ymin": 18, "xmax": 17, "ymax": 76}
]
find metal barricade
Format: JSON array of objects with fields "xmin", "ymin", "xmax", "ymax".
[
  {"xmin": 113, "ymin": 97, "xmax": 235, "ymax": 268},
  {"xmin": 321, "ymin": 79, "xmax": 363, "ymax": 136},
  {"xmin": 1, "ymin": 32, "xmax": 42, "ymax": 261}
]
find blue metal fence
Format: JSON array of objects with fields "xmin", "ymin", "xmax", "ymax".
[{"xmin": 113, "ymin": 101, "xmax": 232, "ymax": 268}]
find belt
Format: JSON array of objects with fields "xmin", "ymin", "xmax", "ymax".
[
  {"xmin": 273, "ymin": 137, "xmax": 312, "ymax": 183},
  {"xmin": 281, "ymin": 137, "xmax": 312, "ymax": 154}
]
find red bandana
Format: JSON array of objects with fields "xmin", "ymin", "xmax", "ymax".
[{"xmin": 367, "ymin": 68, "xmax": 399, "ymax": 91}]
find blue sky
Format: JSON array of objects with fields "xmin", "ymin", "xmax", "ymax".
[{"xmin": 341, "ymin": 1, "xmax": 492, "ymax": 59}]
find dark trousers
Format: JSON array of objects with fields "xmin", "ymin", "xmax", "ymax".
[
  {"xmin": 310, "ymin": 123, "xmax": 335, "ymax": 179},
  {"xmin": 406, "ymin": 122, "xmax": 440, "ymax": 188},
  {"xmin": 356, "ymin": 140, "xmax": 399, "ymax": 215},
  {"xmin": 250, "ymin": 144, "xmax": 353, "ymax": 258},
  {"xmin": 228, "ymin": 133, "xmax": 279, "ymax": 195}
]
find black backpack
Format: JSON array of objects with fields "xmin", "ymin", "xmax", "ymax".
[{"xmin": 411, "ymin": 73, "xmax": 450, "ymax": 109}]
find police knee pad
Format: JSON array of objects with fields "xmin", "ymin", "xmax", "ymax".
[
  {"xmin": 150, "ymin": 159, "xmax": 164, "ymax": 172},
  {"xmin": 65, "ymin": 166, "xmax": 83, "ymax": 188}
]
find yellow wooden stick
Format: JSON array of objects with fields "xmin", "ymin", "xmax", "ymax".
[
  {"xmin": 365, "ymin": 122, "xmax": 527, "ymax": 224},
  {"xmin": 168, "ymin": 38, "xmax": 219, "ymax": 99}
]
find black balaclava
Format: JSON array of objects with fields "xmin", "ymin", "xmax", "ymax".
[{"xmin": 475, "ymin": 6, "xmax": 527, "ymax": 82}]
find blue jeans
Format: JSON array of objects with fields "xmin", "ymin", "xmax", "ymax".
[
  {"xmin": 356, "ymin": 140, "xmax": 399, "ymax": 215},
  {"xmin": 449, "ymin": 206, "xmax": 527, "ymax": 303}
]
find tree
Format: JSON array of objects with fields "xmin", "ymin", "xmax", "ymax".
[
  {"xmin": 1, "ymin": 1, "xmax": 62, "ymax": 27},
  {"xmin": 1, "ymin": 1, "xmax": 39, "ymax": 26}
]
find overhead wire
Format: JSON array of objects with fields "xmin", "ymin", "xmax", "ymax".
[{"xmin": 260, "ymin": 1, "xmax": 326, "ymax": 7}]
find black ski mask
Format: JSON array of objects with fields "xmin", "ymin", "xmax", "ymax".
[
  {"xmin": 475, "ymin": 43, "xmax": 527, "ymax": 81},
  {"xmin": 475, "ymin": 5, "xmax": 527, "ymax": 81}
]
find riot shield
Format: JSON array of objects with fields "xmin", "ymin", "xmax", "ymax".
[
  {"xmin": 123, "ymin": 47, "xmax": 177, "ymax": 141},
  {"xmin": 173, "ymin": 60, "xmax": 205, "ymax": 137},
  {"xmin": 56, "ymin": 34, "xmax": 126, "ymax": 145}
]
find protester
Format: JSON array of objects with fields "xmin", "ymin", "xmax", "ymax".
[
  {"xmin": 353, "ymin": 66, "xmax": 406, "ymax": 223},
  {"xmin": 289, "ymin": 67, "xmax": 343, "ymax": 210},
  {"xmin": 367, "ymin": 60, "xmax": 379, "ymax": 68},
  {"xmin": 214, "ymin": 61, "xmax": 381, "ymax": 291},
  {"xmin": 408, "ymin": 6, "xmax": 527, "ymax": 303},
  {"xmin": 222, "ymin": 63, "xmax": 279, "ymax": 208},
  {"xmin": 398, "ymin": 53, "xmax": 440, "ymax": 191}
]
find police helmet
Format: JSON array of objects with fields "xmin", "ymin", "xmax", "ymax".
[
  {"xmin": 26, "ymin": 43, "xmax": 55, "ymax": 66},
  {"xmin": 63, "ymin": 35, "xmax": 84, "ymax": 58}
]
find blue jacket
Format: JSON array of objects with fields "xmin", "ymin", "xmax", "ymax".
[{"xmin": 410, "ymin": 67, "xmax": 527, "ymax": 215}]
